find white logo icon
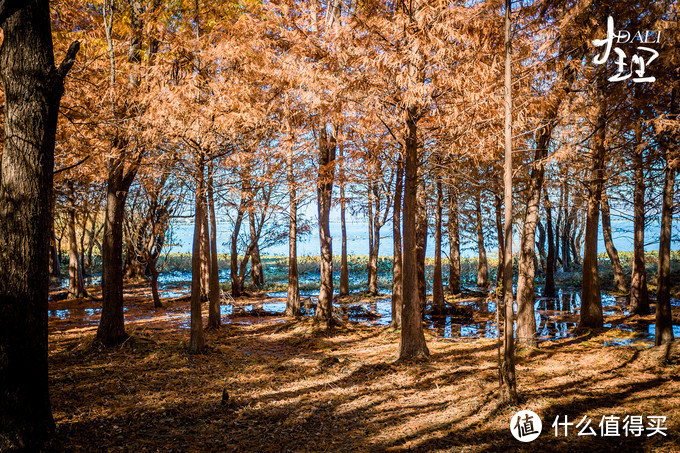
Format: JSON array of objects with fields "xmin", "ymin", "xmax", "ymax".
[{"xmin": 511, "ymin": 410, "xmax": 542, "ymax": 442}]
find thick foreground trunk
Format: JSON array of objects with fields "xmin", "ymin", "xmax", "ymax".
[
  {"xmin": 0, "ymin": 3, "xmax": 78, "ymax": 448},
  {"xmin": 391, "ymin": 156, "xmax": 404, "ymax": 328},
  {"xmin": 207, "ymin": 163, "xmax": 221, "ymax": 329},
  {"xmin": 399, "ymin": 108, "xmax": 429, "ymax": 360},
  {"xmin": 286, "ymin": 147, "xmax": 301, "ymax": 316},
  {"xmin": 189, "ymin": 155, "xmax": 206, "ymax": 353}
]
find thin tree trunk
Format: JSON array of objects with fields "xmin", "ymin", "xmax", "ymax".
[
  {"xmin": 67, "ymin": 205, "xmax": 87, "ymax": 299},
  {"xmin": 475, "ymin": 193, "xmax": 489, "ymax": 288},
  {"xmin": 500, "ymin": 0, "xmax": 517, "ymax": 404},
  {"xmin": 207, "ymin": 161, "xmax": 221, "ymax": 328},
  {"xmin": 416, "ymin": 168, "xmax": 428, "ymax": 310},
  {"xmin": 495, "ymin": 193, "xmax": 504, "ymax": 291},
  {"xmin": 230, "ymin": 193, "xmax": 246, "ymax": 298},
  {"xmin": 431, "ymin": 179, "xmax": 445, "ymax": 314},
  {"xmin": 339, "ymin": 143, "xmax": 349, "ymax": 297},
  {"xmin": 630, "ymin": 119, "xmax": 649, "ymax": 315},
  {"xmin": 544, "ymin": 193, "xmax": 556, "ymax": 297},
  {"xmin": 601, "ymin": 191, "xmax": 626, "ymax": 293},
  {"xmin": 367, "ymin": 182, "xmax": 377, "ymax": 294},
  {"xmin": 391, "ymin": 155, "xmax": 404, "ymax": 328},
  {"xmin": 580, "ymin": 86, "xmax": 606, "ymax": 329},
  {"xmin": 149, "ymin": 259, "xmax": 162, "ymax": 309},
  {"xmin": 315, "ymin": 125, "xmax": 336, "ymax": 326},
  {"xmin": 399, "ymin": 107, "xmax": 429, "ymax": 360},
  {"xmin": 448, "ymin": 184, "xmax": 461, "ymax": 295},
  {"xmin": 200, "ymin": 204, "xmax": 211, "ymax": 300},
  {"xmin": 189, "ymin": 154, "xmax": 206, "ymax": 353},
  {"xmin": 656, "ymin": 86, "xmax": 678, "ymax": 345},
  {"xmin": 286, "ymin": 144, "xmax": 301, "ymax": 316},
  {"xmin": 0, "ymin": 3, "xmax": 78, "ymax": 447}
]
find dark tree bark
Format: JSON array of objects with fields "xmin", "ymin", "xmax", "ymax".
[
  {"xmin": 315, "ymin": 125, "xmax": 336, "ymax": 326},
  {"xmin": 189, "ymin": 154, "xmax": 207, "ymax": 353},
  {"xmin": 230, "ymin": 190, "xmax": 247, "ymax": 298},
  {"xmin": 0, "ymin": 2, "xmax": 79, "ymax": 448},
  {"xmin": 447, "ymin": 184, "xmax": 461, "ymax": 295},
  {"xmin": 399, "ymin": 107, "xmax": 429, "ymax": 360},
  {"xmin": 475, "ymin": 192, "xmax": 489, "ymax": 288},
  {"xmin": 391, "ymin": 155, "xmax": 404, "ymax": 328},
  {"xmin": 495, "ymin": 193, "xmax": 504, "ymax": 291},
  {"xmin": 580, "ymin": 86, "xmax": 606, "ymax": 329},
  {"xmin": 416, "ymin": 168, "xmax": 428, "ymax": 309},
  {"xmin": 516, "ymin": 81, "xmax": 564, "ymax": 346},
  {"xmin": 630, "ymin": 119, "xmax": 649, "ymax": 315},
  {"xmin": 431, "ymin": 179, "xmax": 445, "ymax": 314},
  {"xmin": 543, "ymin": 193, "xmax": 556, "ymax": 297},
  {"xmin": 249, "ymin": 208, "xmax": 264, "ymax": 287},
  {"xmin": 367, "ymin": 181, "xmax": 379, "ymax": 294},
  {"xmin": 207, "ymin": 161, "xmax": 221, "ymax": 329},
  {"xmin": 286, "ymin": 144, "xmax": 301, "ymax": 316},
  {"xmin": 656, "ymin": 86, "xmax": 678, "ymax": 346},
  {"xmin": 67, "ymin": 202, "xmax": 87, "ymax": 299},
  {"xmin": 339, "ymin": 144, "xmax": 349, "ymax": 297},
  {"xmin": 600, "ymin": 191, "xmax": 626, "ymax": 293}
]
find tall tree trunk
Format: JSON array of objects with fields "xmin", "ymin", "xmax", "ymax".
[
  {"xmin": 431, "ymin": 179, "xmax": 445, "ymax": 314},
  {"xmin": 67, "ymin": 205, "xmax": 87, "ymax": 299},
  {"xmin": 230, "ymin": 191, "xmax": 246, "ymax": 298},
  {"xmin": 400, "ymin": 107, "xmax": 429, "ymax": 359},
  {"xmin": 516, "ymin": 82, "xmax": 563, "ymax": 346},
  {"xmin": 447, "ymin": 184, "xmax": 461, "ymax": 295},
  {"xmin": 189, "ymin": 154, "xmax": 206, "ymax": 353},
  {"xmin": 630, "ymin": 120, "xmax": 650, "ymax": 315},
  {"xmin": 500, "ymin": 0, "xmax": 517, "ymax": 404},
  {"xmin": 0, "ymin": 3, "xmax": 78, "ymax": 447},
  {"xmin": 537, "ymin": 221, "xmax": 546, "ymax": 273},
  {"xmin": 656, "ymin": 86, "xmax": 678, "ymax": 346},
  {"xmin": 475, "ymin": 193, "xmax": 489, "ymax": 288},
  {"xmin": 200, "ymin": 205, "xmax": 211, "ymax": 300},
  {"xmin": 561, "ymin": 184, "xmax": 571, "ymax": 271},
  {"xmin": 98, "ymin": 162, "xmax": 135, "ymax": 346},
  {"xmin": 580, "ymin": 87, "xmax": 606, "ymax": 329},
  {"xmin": 544, "ymin": 193, "xmax": 556, "ymax": 297},
  {"xmin": 207, "ymin": 161, "xmax": 221, "ymax": 328},
  {"xmin": 367, "ymin": 182, "xmax": 378, "ymax": 294},
  {"xmin": 391, "ymin": 155, "xmax": 404, "ymax": 328},
  {"xmin": 495, "ymin": 193, "xmax": 504, "ymax": 290},
  {"xmin": 315, "ymin": 125, "xmax": 336, "ymax": 326},
  {"xmin": 249, "ymin": 209, "xmax": 264, "ymax": 288},
  {"xmin": 601, "ymin": 191, "xmax": 626, "ymax": 293},
  {"xmin": 416, "ymin": 169, "xmax": 428, "ymax": 309},
  {"xmin": 339, "ymin": 144, "xmax": 349, "ymax": 297},
  {"xmin": 286, "ymin": 144, "xmax": 301, "ymax": 316}
]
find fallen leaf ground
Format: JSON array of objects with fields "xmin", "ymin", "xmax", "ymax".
[{"xmin": 47, "ymin": 293, "xmax": 680, "ymax": 452}]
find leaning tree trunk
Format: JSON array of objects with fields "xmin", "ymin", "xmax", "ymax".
[
  {"xmin": 601, "ymin": 191, "xmax": 626, "ymax": 293},
  {"xmin": 580, "ymin": 89, "xmax": 606, "ymax": 329},
  {"xmin": 0, "ymin": 3, "xmax": 78, "ymax": 448},
  {"xmin": 475, "ymin": 193, "xmax": 489, "ymax": 288},
  {"xmin": 431, "ymin": 179, "xmax": 445, "ymax": 314},
  {"xmin": 207, "ymin": 162, "xmax": 221, "ymax": 328},
  {"xmin": 630, "ymin": 120, "xmax": 650, "ymax": 315},
  {"xmin": 286, "ymin": 143, "xmax": 301, "ymax": 316},
  {"xmin": 315, "ymin": 126, "xmax": 336, "ymax": 326},
  {"xmin": 391, "ymin": 155, "xmax": 404, "ymax": 328},
  {"xmin": 189, "ymin": 154, "xmax": 207, "ymax": 353},
  {"xmin": 399, "ymin": 107, "xmax": 429, "ymax": 360},
  {"xmin": 516, "ymin": 83, "xmax": 563, "ymax": 346},
  {"xmin": 447, "ymin": 184, "xmax": 461, "ymax": 295}
]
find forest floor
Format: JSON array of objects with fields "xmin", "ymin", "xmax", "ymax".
[{"xmin": 46, "ymin": 287, "xmax": 680, "ymax": 452}]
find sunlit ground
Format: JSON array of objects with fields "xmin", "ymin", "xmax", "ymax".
[{"xmin": 47, "ymin": 284, "xmax": 680, "ymax": 452}]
